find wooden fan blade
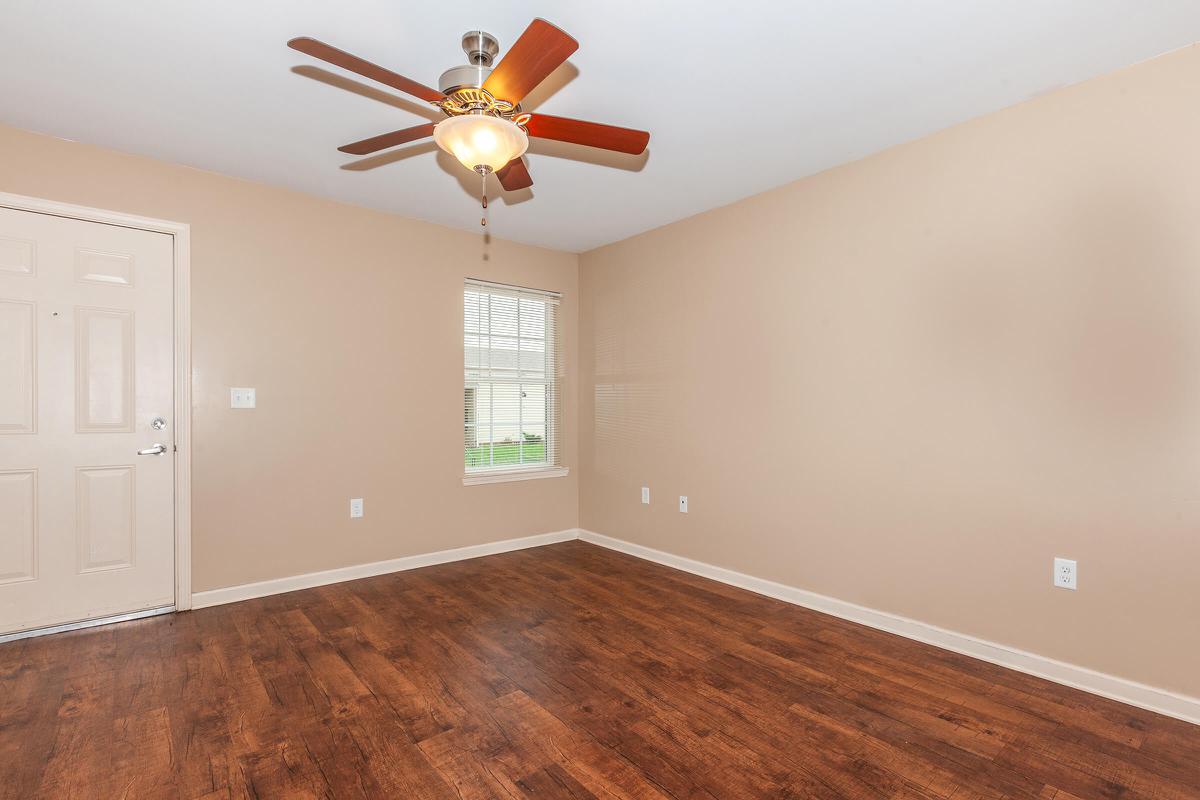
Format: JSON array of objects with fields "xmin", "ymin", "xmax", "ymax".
[
  {"xmin": 288, "ymin": 37, "xmax": 444, "ymax": 103},
  {"xmin": 482, "ymin": 19, "xmax": 578, "ymax": 104},
  {"xmin": 525, "ymin": 114, "xmax": 649, "ymax": 155},
  {"xmin": 338, "ymin": 123, "xmax": 436, "ymax": 155},
  {"xmin": 496, "ymin": 157, "xmax": 533, "ymax": 191}
]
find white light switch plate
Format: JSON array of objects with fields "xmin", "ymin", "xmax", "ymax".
[
  {"xmin": 679, "ymin": 495, "xmax": 688, "ymax": 513},
  {"xmin": 230, "ymin": 387, "xmax": 256, "ymax": 409},
  {"xmin": 350, "ymin": 498, "xmax": 364, "ymax": 519},
  {"xmin": 641, "ymin": 487, "xmax": 650, "ymax": 504}
]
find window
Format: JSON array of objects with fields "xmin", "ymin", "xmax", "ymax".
[{"xmin": 463, "ymin": 279, "xmax": 566, "ymax": 484}]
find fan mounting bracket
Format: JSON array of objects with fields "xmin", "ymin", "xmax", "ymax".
[{"xmin": 462, "ymin": 30, "xmax": 499, "ymax": 66}]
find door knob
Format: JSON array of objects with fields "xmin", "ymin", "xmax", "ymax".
[{"xmin": 137, "ymin": 443, "xmax": 168, "ymax": 456}]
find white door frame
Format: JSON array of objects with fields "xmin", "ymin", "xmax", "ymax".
[{"xmin": 0, "ymin": 191, "xmax": 193, "ymax": 611}]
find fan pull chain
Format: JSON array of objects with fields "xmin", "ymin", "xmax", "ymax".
[{"xmin": 480, "ymin": 172, "xmax": 488, "ymax": 227}]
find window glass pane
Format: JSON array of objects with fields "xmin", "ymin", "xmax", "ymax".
[
  {"xmin": 521, "ymin": 384, "xmax": 546, "ymax": 427},
  {"xmin": 488, "ymin": 383, "xmax": 521, "ymax": 444},
  {"xmin": 520, "ymin": 423, "xmax": 546, "ymax": 465},
  {"xmin": 464, "ymin": 291, "xmax": 481, "ymax": 334},
  {"xmin": 465, "ymin": 443, "xmax": 492, "ymax": 468},
  {"xmin": 464, "ymin": 334, "xmax": 483, "ymax": 372},
  {"xmin": 519, "ymin": 339, "xmax": 546, "ymax": 377},
  {"xmin": 489, "ymin": 336, "xmax": 518, "ymax": 380},
  {"xmin": 489, "ymin": 295, "xmax": 518, "ymax": 336},
  {"xmin": 519, "ymin": 298, "xmax": 545, "ymax": 338}
]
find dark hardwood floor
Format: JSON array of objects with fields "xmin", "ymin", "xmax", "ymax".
[{"xmin": 0, "ymin": 541, "xmax": 1196, "ymax": 799}]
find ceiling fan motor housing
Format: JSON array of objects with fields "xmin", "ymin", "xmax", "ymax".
[
  {"xmin": 439, "ymin": 30, "xmax": 499, "ymax": 93},
  {"xmin": 438, "ymin": 64, "xmax": 491, "ymax": 93}
]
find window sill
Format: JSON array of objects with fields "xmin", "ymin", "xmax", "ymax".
[{"xmin": 462, "ymin": 466, "xmax": 569, "ymax": 486}]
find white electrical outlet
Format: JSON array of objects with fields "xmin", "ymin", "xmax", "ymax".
[
  {"xmin": 641, "ymin": 487, "xmax": 650, "ymax": 504},
  {"xmin": 1053, "ymin": 557, "xmax": 1076, "ymax": 590},
  {"xmin": 350, "ymin": 498, "xmax": 364, "ymax": 519},
  {"xmin": 230, "ymin": 387, "xmax": 256, "ymax": 409},
  {"xmin": 679, "ymin": 495, "xmax": 688, "ymax": 513}
]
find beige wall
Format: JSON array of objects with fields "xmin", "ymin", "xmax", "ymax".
[
  {"xmin": 579, "ymin": 45, "xmax": 1200, "ymax": 697},
  {"xmin": 0, "ymin": 124, "xmax": 579, "ymax": 592}
]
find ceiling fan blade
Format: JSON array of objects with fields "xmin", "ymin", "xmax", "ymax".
[
  {"xmin": 496, "ymin": 157, "xmax": 533, "ymax": 191},
  {"xmin": 482, "ymin": 19, "xmax": 578, "ymax": 104},
  {"xmin": 338, "ymin": 123, "xmax": 436, "ymax": 155},
  {"xmin": 525, "ymin": 114, "xmax": 649, "ymax": 155},
  {"xmin": 288, "ymin": 37, "xmax": 444, "ymax": 103}
]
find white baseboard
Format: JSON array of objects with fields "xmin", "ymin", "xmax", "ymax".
[
  {"xmin": 578, "ymin": 529, "xmax": 1200, "ymax": 726},
  {"xmin": 188, "ymin": 525, "xmax": 1198, "ymax": 725},
  {"xmin": 191, "ymin": 529, "xmax": 580, "ymax": 610}
]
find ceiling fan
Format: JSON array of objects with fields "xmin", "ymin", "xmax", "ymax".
[{"xmin": 287, "ymin": 18, "xmax": 650, "ymax": 212}]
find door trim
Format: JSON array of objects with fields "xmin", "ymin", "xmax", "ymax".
[{"xmin": 0, "ymin": 191, "xmax": 193, "ymax": 612}]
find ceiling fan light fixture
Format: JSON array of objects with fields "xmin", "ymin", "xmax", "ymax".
[
  {"xmin": 433, "ymin": 114, "xmax": 528, "ymax": 175},
  {"xmin": 290, "ymin": 19, "xmax": 649, "ymax": 200}
]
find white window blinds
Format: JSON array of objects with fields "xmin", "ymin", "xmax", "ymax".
[{"xmin": 464, "ymin": 279, "xmax": 563, "ymax": 475}]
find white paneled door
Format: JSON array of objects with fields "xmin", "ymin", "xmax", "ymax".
[{"xmin": 0, "ymin": 207, "xmax": 175, "ymax": 634}]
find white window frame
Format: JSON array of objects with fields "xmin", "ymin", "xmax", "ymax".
[{"xmin": 463, "ymin": 279, "xmax": 568, "ymax": 486}]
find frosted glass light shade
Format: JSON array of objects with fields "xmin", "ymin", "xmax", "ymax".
[{"xmin": 433, "ymin": 114, "xmax": 528, "ymax": 174}]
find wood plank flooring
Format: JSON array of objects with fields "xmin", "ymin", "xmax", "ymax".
[{"xmin": 0, "ymin": 541, "xmax": 1196, "ymax": 799}]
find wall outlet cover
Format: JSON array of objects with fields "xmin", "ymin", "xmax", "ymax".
[
  {"xmin": 1053, "ymin": 557, "xmax": 1077, "ymax": 590},
  {"xmin": 350, "ymin": 498, "xmax": 364, "ymax": 519}
]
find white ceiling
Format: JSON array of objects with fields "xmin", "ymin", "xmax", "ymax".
[{"xmin": 2, "ymin": 2, "xmax": 1198, "ymax": 252}]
